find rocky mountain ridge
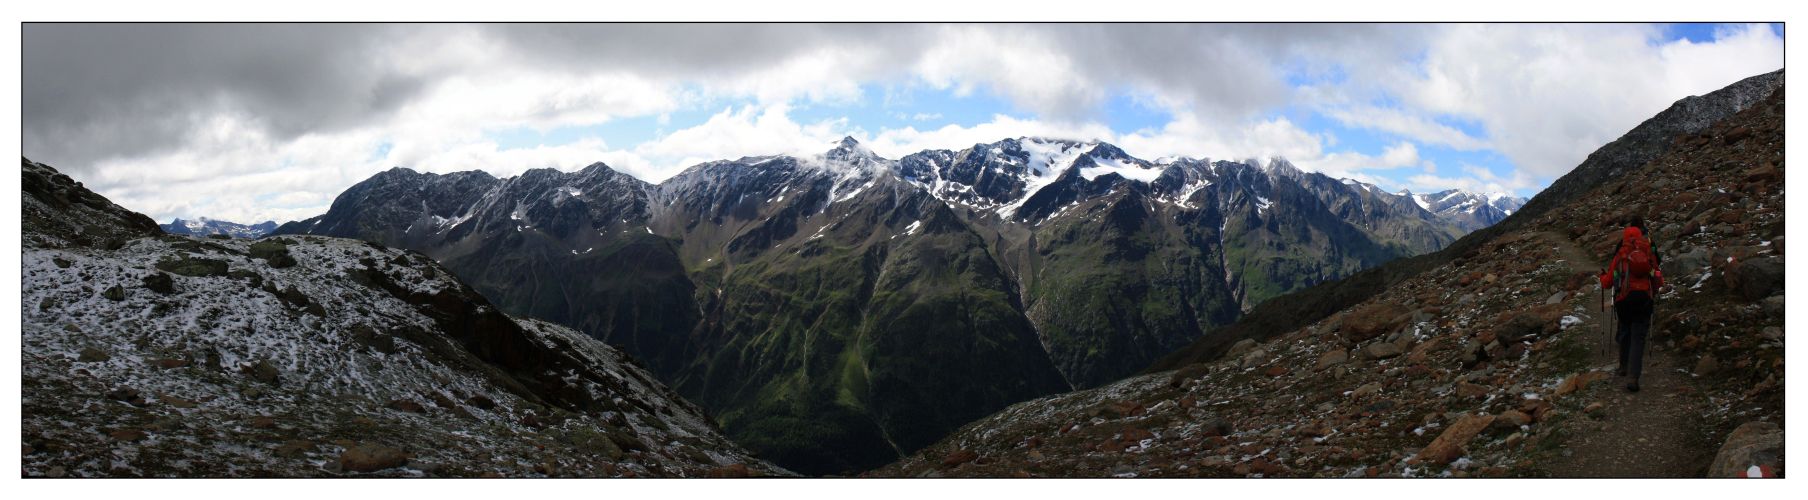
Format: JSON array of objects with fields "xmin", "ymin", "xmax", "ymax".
[{"xmin": 21, "ymin": 158, "xmax": 787, "ymax": 478}]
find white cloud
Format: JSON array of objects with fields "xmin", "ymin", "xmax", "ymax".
[
  {"xmin": 1404, "ymin": 164, "xmax": 1540, "ymax": 196},
  {"xmin": 1318, "ymin": 105, "xmax": 1489, "ymax": 151},
  {"xmin": 868, "ymin": 115, "xmax": 1117, "ymax": 158},
  {"xmin": 27, "ymin": 23, "xmax": 1785, "ymax": 223},
  {"xmin": 1374, "ymin": 23, "xmax": 1783, "ymax": 179}
]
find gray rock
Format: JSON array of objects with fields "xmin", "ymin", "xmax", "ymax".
[
  {"xmin": 1544, "ymin": 291, "xmax": 1567, "ymax": 305},
  {"xmin": 1707, "ymin": 421, "xmax": 1783, "ymax": 477},
  {"xmin": 1225, "ymin": 338, "xmax": 1259, "ymax": 358},
  {"xmin": 1761, "ymin": 295, "xmax": 1785, "ymax": 317},
  {"xmin": 1239, "ymin": 348, "xmax": 1269, "ymax": 369},
  {"xmin": 1315, "ymin": 349, "xmax": 1349, "ymax": 371},
  {"xmin": 1726, "ymin": 256, "xmax": 1784, "ymax": 301},
  {"xmin": 1661, "ymin": 247, "xmax": 1710, "ymax": 284}
]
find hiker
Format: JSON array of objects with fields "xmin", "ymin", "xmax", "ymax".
[{"xmin": 1600, "ymin": 218, "xmax": 1663, "ymax": 392}]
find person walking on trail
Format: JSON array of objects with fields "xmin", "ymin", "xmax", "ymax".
[{"xmin": 1600, "ymin": 218, "xmax": 1663, "ymax": 392}]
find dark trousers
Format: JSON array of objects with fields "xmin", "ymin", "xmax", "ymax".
[{"xmin": 1616, "ymin": 294, "xmax": 1654, "ymax": 381}]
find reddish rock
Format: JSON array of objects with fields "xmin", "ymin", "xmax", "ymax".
[
  {"xmin": 941, "ymin": 449, "xmax": 978, "ymax": 468},
  {"xmin": 152, "ymin": 358, "xmax": 191, "ymax": 369},
  {"xmin": 1120, "ymin": 427, "xmax": 1155, "ymax": 442},
  {"xmin": 1520, "ymin": 399, "xmax": 1555, "ymax": 422},
  {"xmin": 338, "ymin": 443, "xmax": 408, "ymax": 473},
  {"xmin": 1415, "ymin": 413, "xmax": 1497, "ymax": 465},
  {"xmin": 1554, "ymin": 371, "xmax": 1609, "ymax": 397},
  {"xmin": 1264, "ymin": 365, "xmax": 1291, "ymax": 377},
  {"xmin": 1341, "ymin": 302, "xmax": 1409, "ymax": 342},
  {"xmin": 108, "ymin": 428, "xmax": 147, "ymax": 442},
  {"xmin": 274, "ymin": 439, "xmax": 315, "ymax": 458},
  {"xmin": 1455, "ymin": 382, "xmax": 1489, "ymax": 399},
  {"xmin": 1492, "ymin": 410, "xmax": 1532, "ymax": 431},
  {"xmin": 386, "ymin": 399, "xmax": 426, "ymax": 413},
  {"xmin": 1105, "ymin": 400, "xmax": 1146, "ymax": 418}
]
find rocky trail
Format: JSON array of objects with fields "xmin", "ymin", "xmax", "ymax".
[{"xmin": 1536, "ymin": 231, "xmax": 1715, "ymax": 477}]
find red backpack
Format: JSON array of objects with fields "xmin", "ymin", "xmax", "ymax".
[{"xmin": 1614, "ymin": 229, "xmax": 1658, "ymax": 301}]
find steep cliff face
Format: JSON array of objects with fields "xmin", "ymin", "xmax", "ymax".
[
  {"xmin": 22, "ymin": 160, "xmax": 784, "ymax": 478},
  {"xmin": 870, "ymin": 70, "xmax": 1783, "ymax": 479}
]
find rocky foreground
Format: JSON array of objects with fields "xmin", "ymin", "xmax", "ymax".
[
  {"xmin": 20, "ymin": 159, "xmax": 789, "ymax": 477},
  {"xmin": 870, "ymin": 74, "xmax": 1784, "ymax": 478}
]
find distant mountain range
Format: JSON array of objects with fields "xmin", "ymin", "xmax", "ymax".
[
  {"xmin": 272, "ymin": 135, "xmax": 1512, "ymax": 474},
  {"xmin": 160, "ymin": 217, "xmax": 280, "ymax": 238}
]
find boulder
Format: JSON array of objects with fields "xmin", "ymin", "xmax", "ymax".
[
  {"xmin": 1314, "ymin": 349, "xmax": 1349, "ymax": 371},
  {"xmin": 1662, "ymin": 247, "xmax": 1710, "ymax": 281},
  {"xmin": 155, "ymin": 256, "xmax": 229, "ymax": 277},
  {"xmin": 1724, "ymin": 256, "xmax": 1784, "ymax": 301},
  {"xmin": 1416, "ymin": 413, "xmax": 1496, "ymax": 465},
  {"xmin": 1761, "ymin": 295, "xmax": 1785, "ymax": 317},
  {"xmin": 1707, "ymin": 421, "xmax": 1783, "ymax": 477},
  {"xmin": 1224, "ymin": 339, "xmax": 1259, "ymax": 359},
  {"xmin": 1351, "ymin": 382, "xmax": 1382, "ymax": 398},
  {"xmin": 1694, "ymin": 354, "xmax": 1720, "ymax": 377},
  {"xmin": 141, "ymin": 272, "xmax": 175, "ymax": 294},
  {"xmin": 386, "ymin": 399, "xmax": 427, "ymax": 413},
  {"xmin": 101, "ymin": 285, "xmax": 125, "ymax": 301},
  {"xmin": 1490, "ymin": 410, "xmax": 1532, "ymax": 432},
  {"xmin": 245, "ymin": 359, "xmax": 280, "ymax": 386},
  {"xmin": 1361, "ymin": 342, "xmax": 1402, "ymax": 360},
  {"xmin": 1341, "ymin": 303, "xmax": 1409, "ymax": 342},
  {"xmin": 274, "ymin": 439, "xmax": 315, "ymax": 458},
  {"xmin": 1455, "ymin": 382, "xmax": 1489, "ymax": 399},
  {"xmin": 941, "ymin": 449, "xmax": 979, "ymax": 468},
  {"xmin": 1239, "ymin": 348, "xmax": 1268, "ymax": 370},
  {"xmin": 78, "ymin": 347, "xmax": 110, "ymax": 363},
  {"xmin": 249, "ymin": 240, "xmax": 297, "ymax": 268},
  {"xmin": 338, "ymin": 443, "xmax": 409, "ymax": 473},
  {"xmin": 1554, "ymin": 371, "xmax": 1609, "ymax": 397}
]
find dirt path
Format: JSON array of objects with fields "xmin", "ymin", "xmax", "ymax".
[{"xmin": 1535, "ymin": 231, "xmax": 1711, "ymax": 477}]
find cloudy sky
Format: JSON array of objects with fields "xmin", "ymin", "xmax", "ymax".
[{"xmin": 22, "ymin": 23, "xmax": 1784, "ymax": 224}]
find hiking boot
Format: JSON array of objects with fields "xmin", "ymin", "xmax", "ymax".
[{"xmin": 1626, "ymin": 381, "xmax": 1640, "ymax": 393}]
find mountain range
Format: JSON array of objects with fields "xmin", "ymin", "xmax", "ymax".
[
  {"xmin": 273, "ymin": 134, "xmax": 1508, "ymax": 473},
  {"xmin": 160, "ymin": 217, "xmax": 281, "ymax": 239},
  {"xmin": 873, "ymin": 68, "xmax": 1784, "ymax": 478}
]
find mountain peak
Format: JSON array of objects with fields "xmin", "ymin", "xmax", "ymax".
[{"xmin": 822, "ymin": 135, "xmax": 885, "ymax": 165}]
